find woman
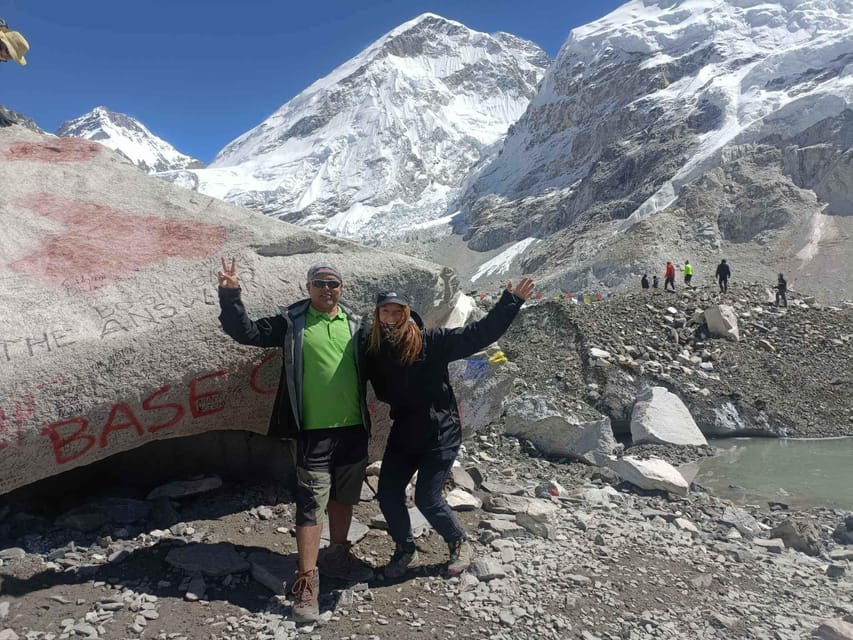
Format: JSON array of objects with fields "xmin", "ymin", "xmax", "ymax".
[{"xmin": 363, "ymin": 278, "xmax": 535, "ymax": 578}]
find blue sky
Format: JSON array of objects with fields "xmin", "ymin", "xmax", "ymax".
[{"xmin": 3, "ymin": 0, "xmax": 625, "ymax": 163}]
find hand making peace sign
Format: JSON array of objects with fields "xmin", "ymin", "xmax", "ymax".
[{"xmin": 218, "ymin": 257, "xmax": 240, "ymax": 289}]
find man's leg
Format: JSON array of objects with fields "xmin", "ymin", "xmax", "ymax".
[
  {"xmin": 295, "ymin": 523, "xmax": 323, "ymax": 573},
  {"xmin": 318, "ymin": 426, "xmax": 373, "ymax": 582},
  {"xmin": 327, "ymin": 499, "xmax": 353, "ymax": 546}
]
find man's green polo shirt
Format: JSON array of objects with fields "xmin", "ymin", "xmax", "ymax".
[{"xmin": 301, "ymin": 305, "xmax": 362, "ymax": 430}]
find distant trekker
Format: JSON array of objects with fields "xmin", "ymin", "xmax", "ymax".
[
  {"xmin": 652, "ymin": 275, "xmax": 659, "ymax": 289},
  {"xmin": 715, "ymin": 259, "xmax": 731, "ymax": 293},
  {"xmin": 775, "ymin": 273, "xmax": 788, "ymax": 307},
  {"xmin": 664, "ymin": 262, "xmax": 676, "ymax": 291},
  {"xmin": 641, "ymin": 274, "xmax": 650, "ymax": 289},
  {"xmin": 684, "ymin": 260, "xmax": 694, "ymax": 287}
]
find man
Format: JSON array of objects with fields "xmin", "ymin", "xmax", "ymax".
[
  {"xmin": 715, "ymin": 259, "xmax": 731, "ymax": 293},
  {"xmin": 217, "ymin": 259, "xmax": 373, "ymax": 624},
  {"xmin": 641, "ymin": 274, "xmax": 649, "ymax": 289},
  {"xmin": 664, "ymin": 262, "xmax": 676, "ymax": 291},
  {"xmin": 0, "ymin": 21, "xmax": 29, "ymax": 66},
  {"xmin": 684, "ymin": 260, "xmax": 694, "ymax": 287},
  {"xmin": 652, "ymin": 275, "xmax": 659, "ymax": 289},
  {"xmin": 775, "ymin": 273, "xmax": 788, "ymax": 307}
]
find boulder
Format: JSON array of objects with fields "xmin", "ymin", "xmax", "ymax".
[
  {"xmin": 0, "ymin": 126, "xmax": 451, "ymax": 494},
  {"xmin": 605, "ymin": 456, "xmax": 689, "ymax": 496},
  {"xmin": 504, "ymin": 395, "xmax": 617, "ymax": 464},
  {"xmin": 164, "ymin": 543, "xmax": 250, "ymax": 577},
  {"xmin": 704, "ymin": 304, "xmax": 740, "ymax": 341},
  {"xmin": 446, "ymin": 488, "xmax": 482, "ymax": 511},
  {"xmin": 248, "ymin": 551, "xmax": 297, "ymax": 595},
  {"xmin": 630, "ymin": 387, "xmax": 707, "ymax": 446},
  {"xmin": 812, "ymin": 619, "xmax": 853, "ymax": 640}
]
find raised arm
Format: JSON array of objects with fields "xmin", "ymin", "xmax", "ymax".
[
  {"xmin": 430, "ymin": 278, "xmax": 534, "ymax": 363},
  {"xmin": 217, "ymin": 257, "xmax": 287, "ymax": 348}
]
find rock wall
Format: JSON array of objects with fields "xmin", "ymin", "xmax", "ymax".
[{"xmin": 0, "ymin": 127, "xmax": 453, "ymax": 494}]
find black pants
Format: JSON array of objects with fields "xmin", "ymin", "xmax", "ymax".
[
  {"xmin": 719, "ymin": 278, "xmax": 728, "ymax": 293},
  {"xmin": 776, "ymin": 290, "xmax": 787, "ymax": 306},
  {"xmin": 377, "ymin": 444, "xmax": 464, "ymax": 547},
  {"xmin": 665, "ymin": 277, "xmax": 675, "ymax": 291}
]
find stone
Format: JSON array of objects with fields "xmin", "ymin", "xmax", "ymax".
[
  {"xmin": 164, "ymin": 543, "xmax": 250, "ymax": 577},
  {"xmin": 446, "ymin": 488, "xmax": 482, "ymax": 511},
  {"xmin": 704, "ymin": 304, "xmax": 740, "ymax": 341},
  {"xmin": 606, "ymin": 456, "xmax": 689, "ymax": 496},
  {"xmin": 483, "ymin": 493, "xmax": 532, "ymax": 515},
  {"xmin": 0, "ymin": 549, "xmax": 25, "ymax": 561},
  {"xmin": 770, "ymin": 519, "xmax": 820, "ymax": 556},
  {"xmin": 147, "ymin": 477, "xmax": 223, "ymax": 500},
  {"xmin": 576, "ymin": 486, "xmax": 624, "ymax": 506},
  {"xmin": 720, "ymin": 507, "xmax": 762, "ymax": 539},
  {"xmin": 589, "ymin": 348, "xmax": 611, "ymax": 359},
  {"xmin": 534, "ymin": 479, "xmax": 566, "ymax": 498},
  {"xmin": 451, "ymin": 466, "xmax": 477, "ymax": 492},
  {"xmin": 359, "ymin": 481, "xmax": 375, "ymax": 502},
  {"xmin": 55, "ymin": 507, "xmax": 109, "ymax": 532},
  {"xmin": 629, "ymin": 386, "xmax": 707, "ymax": 446},
  {"xmin": 753, "ymin": 538, "xmax": 785, "ymax": 553},
  {"xmin": 827, "ymin": 564, "xmax": 846, "ymax": 579},
  {"xmin": 365, "ymin": 461, "xmax": 382, "ymax": 477},
  {"xmin": 99, "ymin": 498, "xmax": 152, "ymax": 524},
  {"xmin": 185, "ymin": 574, "xmax": 206, "ymax": 601},
  {"xmin": 248, "ymin": 551, "xmax": 297, "ymax": 595},
  {"xmin": 479, "ymin": 519, "xmax": 528, "ymax": 538},
  {"xmin": 480, "ymin": 481, "xmax": 524, "ymax": 495},
  {"xmin": 0, "ymin": 603, "xmax": 7, "ymax": 619},
  {"xmin": 468, "ymin": 559, "xmax": 505, "ymax": 581},
  {"xmin": 516, "ymin": 512, "xmax": 552, "ymax": 539},
  {"xmin": 674, "ymin": 518, "xmax": 699, "ymax": 534},
  {"xmin": 829, "ymin": 548, "xmax": 853, "ymax": 562},
  {"xmin": 504, "ymin": 394, "xmax": 617, "ymax": 464},
  {"xmin": 812, "ymin": 618, "xmax": 853, "ymax": 640}
]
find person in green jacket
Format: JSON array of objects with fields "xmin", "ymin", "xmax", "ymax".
[{"xmin": 684, "ymin": 260, "xmax": 694, "ymax": 287}]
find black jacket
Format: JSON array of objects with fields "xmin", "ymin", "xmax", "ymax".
[
  {"xmin": 716, "ymin": 262, "xmax": 731, "ymax": 280},
  {"xmin": 217, "ymin": 287, "xmax": 371, "ymax": 439},
  {"xmin": 363, "ymin": 289, "xmax": 524, "ymax": 453}
]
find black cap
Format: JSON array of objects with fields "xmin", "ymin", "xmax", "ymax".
[{"xmin": 375, "ymin": 291, "xmax": 409, "ymax": 307}]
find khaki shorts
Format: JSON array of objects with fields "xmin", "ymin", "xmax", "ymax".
[{"xmin": 295, "ymin": 425, "xmax": 367, "ymax": 526}]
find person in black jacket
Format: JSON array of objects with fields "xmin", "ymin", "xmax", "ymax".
[
  {"xmin": 775, "ymin": 273, "xmax": 788, "ymax": 307},
  {"xmin": 217, "ymin": 258, "xmax": 373, "ymax": 624},
  {"xmin": 715, "ymin": 259, "xmax": 731, "ymax": 293},
  {"xmin": 363, "ymin": 278, "xmax": 535, "ymax": 579},
  {"xmin": 641, "ymin": 274, "xmax": 650, "ymax": 289}
]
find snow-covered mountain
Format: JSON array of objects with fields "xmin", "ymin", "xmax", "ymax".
[
  {"xmin": 457, "ymin": 0, "xmax": 853, "ymax": 299},
  {"xmin": 56, "ymin": 107, "xmax": 204, "ymax": 174},
  {"xmin": 186, "ymin": 13, "xmax": 548, "ymax": 243}
]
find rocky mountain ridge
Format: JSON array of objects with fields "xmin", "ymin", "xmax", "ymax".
[{"xmin": 56, "ymin": 107, "xmax": 204, "ymax": 174}]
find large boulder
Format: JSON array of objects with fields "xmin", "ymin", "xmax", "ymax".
[
  {"xmin": 630, "ymin": 386, "xmax": 707, "ymax": 446},
  {"xmin": 504, "ymin": 395, "xmax": 617, "ymax": 464},
  {"xmin": 0, "ymin": 127, "xmax": 452, "ymax": 494},
  {"xmin": 605, "ymin": 456, "xmax": 689, "ymax": 496},
  {"xmin": 704, "ymin": 304, "xmax": 740, "ymax": 341}
]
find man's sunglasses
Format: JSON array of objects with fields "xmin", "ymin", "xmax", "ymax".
[{"xmin": 311, "ymin": 280, "xmax": 341, "ymax": 289}]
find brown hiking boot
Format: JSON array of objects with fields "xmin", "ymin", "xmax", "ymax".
[
  {"xmin": 319, "ymin": 542, "xmax": 375, "ymax": 582},
  {"xmin": 446, "ymin": 538, "xmax": 472, "ymax": 577},
  {"xmin": 291, "ymin": 568, "xmax": 320, "ymax": 624}
]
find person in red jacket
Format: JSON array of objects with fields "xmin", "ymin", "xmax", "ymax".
[{"xmin": 664, "ymin": 262, "xmax": 676, "ymax": 291}]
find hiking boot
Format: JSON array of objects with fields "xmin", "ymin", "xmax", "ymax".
[
  {"xmin": 383, "ymin": 543, "xmax": 418, "ymax": 579},
  {"xmin": 446, "ymin": 538, "xmax": 473, "ymax": 577},
  {"xmin": 318, "ymin": 542, "xmax": 374, "ymax": 582},
  {"xmin": 291, "ymin": 568, "xmax": 320, "ymax": 624}
]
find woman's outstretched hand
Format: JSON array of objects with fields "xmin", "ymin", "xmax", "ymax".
[
  {"xmin": 506, "ymin": 277, "xmax": 535, "ymax": 300},
  {"xmin": 218, "ymin": 257, "xmax": 240, "ymax": 289}
]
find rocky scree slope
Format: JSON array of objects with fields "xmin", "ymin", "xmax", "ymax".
[{"xmin": 499, "ymin": 284, "xmax": 853, "ymax": 439}]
